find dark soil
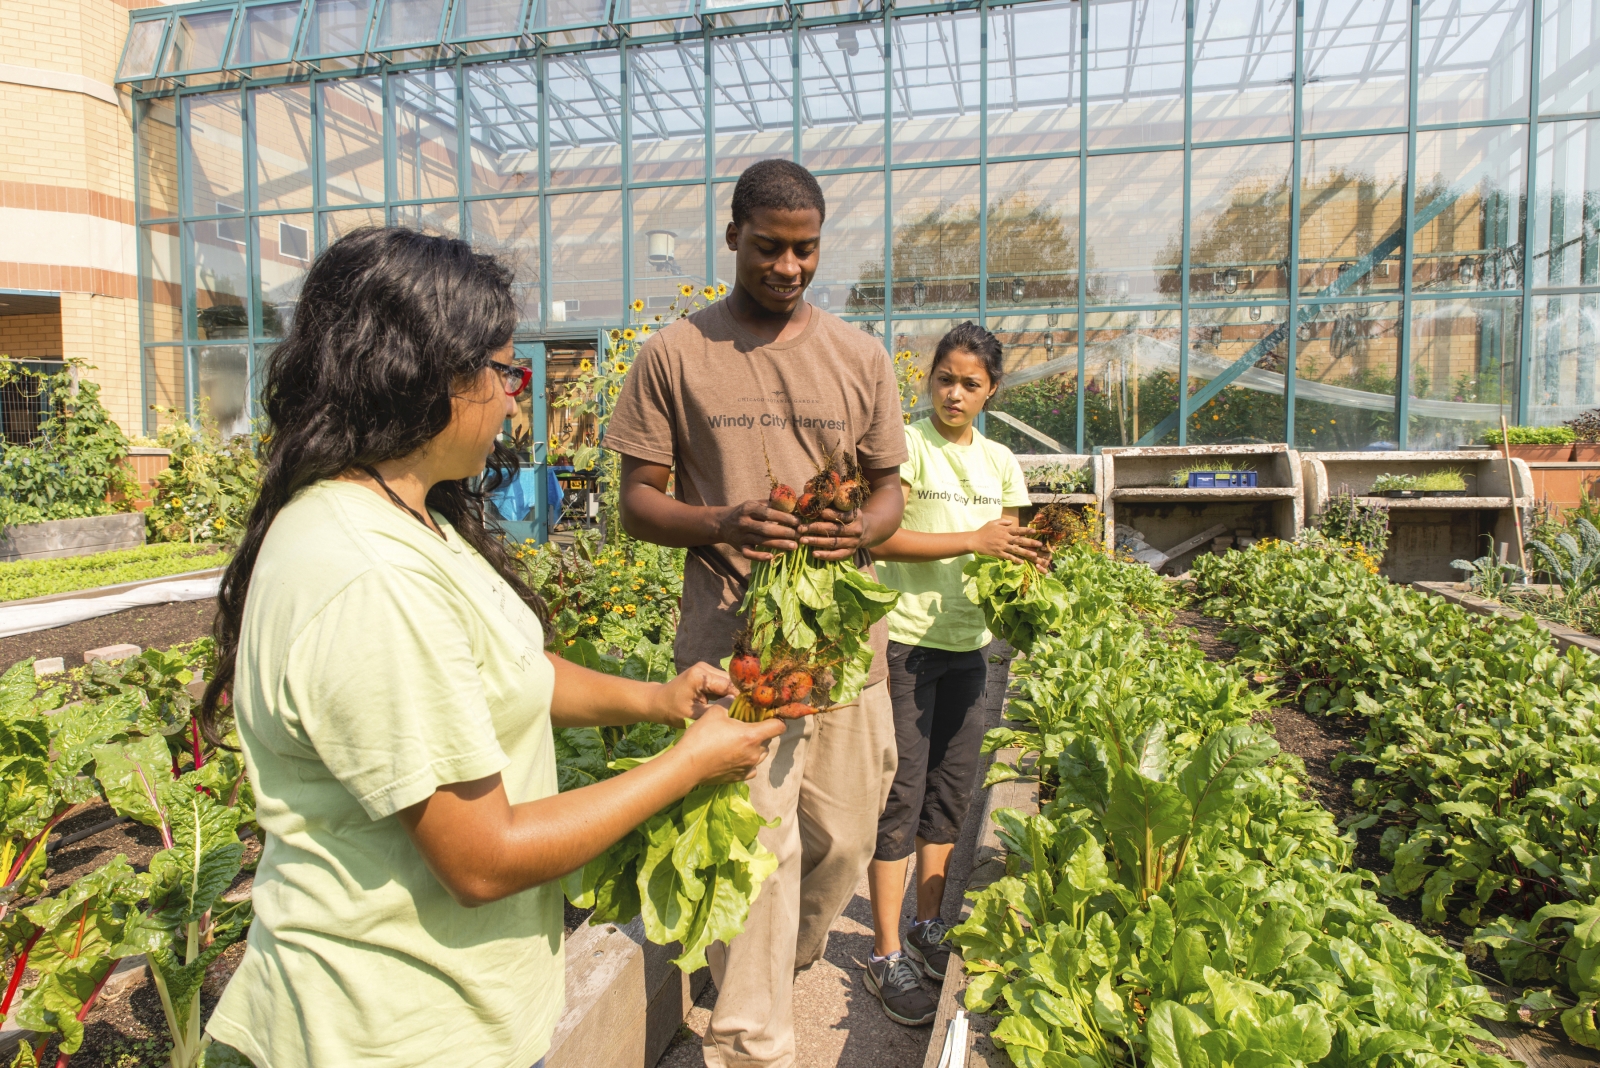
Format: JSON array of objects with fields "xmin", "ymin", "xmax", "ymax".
[{"xmin": 1, "ymin": 599, "xmax": 218, "ymax": 674}]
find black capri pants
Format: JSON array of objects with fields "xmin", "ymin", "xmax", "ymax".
[{"xmin": 874, "ymin": 641, "xmax": 991, "ymax": 862}]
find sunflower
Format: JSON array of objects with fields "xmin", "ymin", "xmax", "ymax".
[
  {"xmin": 621, "ymin": 328, "xmax": 636, "ymax": 341},
  {"xmin": 641, "ymin": 325, "xmax": 652, "ymax": 336},
  {"xmin": 608, "ymin": 385, "xmax": 619, "ymax": 396},
  {"xmin": 716, "ymin": 283, "xmax": 728, "ymax": 296},
  {"xmin": 701, "ymin": 286, "xmax": 716, "ymax": 300},
  {"xmin": 609, "ymin": 329, "xmax": 621, "ymax": 342},
  {"xmin": 631, "ymin": 298, "xmax": 645, "ymax": 312},
  {"xmin": 680, "ymin": 283, "xmax": 695, "ymax": 296},
  {"xmin": 579, "ymin": 358, "xmax": 592, "ymax": 372},
  {"xmin": 654, "ymin": 314, "xmax": 663, "ymax": 322},
  {"xmin": 612, "ymin": 362, "xmax": 626, "ymax": 374}
]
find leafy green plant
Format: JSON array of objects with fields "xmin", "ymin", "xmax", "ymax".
[
  {"xmin": 1415, "ymin": 468, "xmax": 1467, "ymax": 492},
  {"xmin": 0, "ymin": 358, "xmax": 137, "ymax": 530},
  {"xmin": 1568, "ymin": 409, "xmax": 1600, "ymax": 444},
  {"xmin": 1482, "ymin": 424, "xmax": 1577, "ymax": 445},
  {"xmin": 963, "ymin": 557, "xmax": 1069, "ymax": 654},
  {"xmin": 1529, "ymin": 516, "xmax": 1600, "ymax": 612},
  {"xmin": 145, "ymin": 412, "xmax": 259, "ymax": 545},
  {"xmin": 1314, "ymin": 491, "xmax": 1389, "ymax": 558},
  {"xmin": 1024, "ymin": 461, "xmax": 1090, "ymax": 494},
  {"xmin": 0, "ymin": 544, "xmax": 227, "ymax": 603},
  {"xmin": 514, "ymin": 532, "xmax": 683, "ymax": 650},
  {"xmin": 1451, "ymin": 537, "xmax": 1525, "ymax": 599},
  {"xmin": 1370, "ymin": 473, "xmax": 1420, "ymax": 493}
]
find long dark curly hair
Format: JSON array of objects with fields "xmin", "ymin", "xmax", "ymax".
[{"xmin": 199, "ymin": 227, "xmax": 544, "ymax": 744}]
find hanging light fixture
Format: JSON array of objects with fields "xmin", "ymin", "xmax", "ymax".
[
  {"xmin": 646, "ymin": 230, "xmax": 677, "ymax": 271},
  {"xmin": 1011, "ymin": 276, "xmax": 1026, "ymax": 301},
  {"xmin": 837, "ymin": 26, "xmax": 859, "ymax": 55},
  {"xmin": 1044, "ymin": 331, "xmax": 1055, "ymax": 355},
  {"xmin": 1458, "ymin": 258, "xmax": 1477, "ymax": 286},
  {"xmin": 1249, "ymin": 305, "xmax": 1262, "ymax": 322},
  {"xmin": 1116, "ymin": 274, "xmax": 1131, "ymax": 301},
  {"xmin": 911, "ymin": 279, "xmax": 928, "ymax": 308},
  {"xmin": 1222, "ymin": 268, "xmax": 1240, "ymax": 295},
  {"xmin": 816, "ymin": 286, "xmax": 831, "ymax": 310}
]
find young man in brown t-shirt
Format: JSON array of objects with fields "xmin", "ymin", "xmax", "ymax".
[{"xmin": 605, "ymin": 159, "xmax": 909, "ymax": 1067}]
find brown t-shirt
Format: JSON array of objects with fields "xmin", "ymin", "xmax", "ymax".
[{"xmin": 604, "ymin": 299, "xmax": 909, "ymax": 684}]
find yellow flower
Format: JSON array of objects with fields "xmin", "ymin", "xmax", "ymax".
[
  {"xmin": 644, "ymin": 595, "xmax": 654, "ymax": 601},
  {"xmin": 612, "ymin": 362, "xmax": 626, "ymax": 374},
  {"xmin": 609, "ymin": 385, "xmax": 619, "ymax": 397},
  {"xmin": 579, "ymin": 359, "xmax": 592, "ymax": 372},
  {"xmin": 611, "ymin": 570, "xmax": 621, "ymax": 576},
  {"xmin": 612, "ymin": 605, "xmax": 624, "ymax": 614},
  {"xmin": 631, "ymin": 298, "xmax": 645, "ymax": 312},
  {"xmin": 680, "ymin": 283, "xmax": 695, "ymax": 296},
  {"xmin": 641, "ymin": 325, "xmax": 652, "ymax": 336},
  {"xmin": 585, "ymin": 615, "xmax": 598, "ymax": 624},
  {"xmin": 654, "ymin": 314, "xmax": 663, "ymax": 322},
  {"xmin": 716, "ymin": 283, "xmax": 728, "ymax": 296},
  {"xmin": 566, "ymin": 638, "xmax": 576, "ymax": 646},
  {"xmin": 702, "ymin": 286, "xmax": 716, "ymax": 300},
  {"xmin": 609, "ymin": 329, "xmax": 621, "ymax": 342},
  {"xmin": 610, "ymin": 585, "xmax": 622, "ymax": 593},
  {"xmin": 624, "ymin": 604, "xmax": 637, "ymax": 614},
  {"xmin": 622, "ymin": 328, "xmax": 636, "ymax": 341}
]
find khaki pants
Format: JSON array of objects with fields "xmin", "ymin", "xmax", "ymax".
[{"xmin": 702, "ymin": 679, "xmax": 897, "ymax": 1068}]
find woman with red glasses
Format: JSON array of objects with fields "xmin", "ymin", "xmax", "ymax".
[{"xmin": 196, "ymin": 227, "xmax": 785, "ymax": 1068}]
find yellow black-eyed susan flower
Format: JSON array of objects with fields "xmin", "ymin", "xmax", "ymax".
[
  {"xmin": 609, "ymin": 329, "xmax": 621, "ymax": 342},
  {"xmin": 702, "ymin": 286, "xmax": 716, "ymax": 300},
  {"xmin": 622, "ymin": 328, "xmax": 636, "ymax": 341},
  {"xmin": 631, "ymin": 298, "xmax": 645, "ymax": 312},
  {"xmin": 716, "ymin": 283, "xmax": 728, "ymax": 296},
  {"xmin": 680, "ymin": 283, "xmax": 695, "ymax": 296}
]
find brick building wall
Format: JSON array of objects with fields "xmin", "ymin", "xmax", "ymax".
[{"xmin": 0, "ymin": 0, "xmax": 168, "ymax": 435}]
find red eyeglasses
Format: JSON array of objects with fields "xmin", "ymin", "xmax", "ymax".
[{"xmin": 495, "ymin": 364, "xmax": 534, "ymax": 397}]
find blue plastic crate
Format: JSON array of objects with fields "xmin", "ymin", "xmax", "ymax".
[{"xmin": 1186, "ymin": 470, "xmax": 1258, "ymax": 489}]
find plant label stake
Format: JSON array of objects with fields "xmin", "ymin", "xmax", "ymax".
[{"xmin": 1500, "ymin": 414, "xmax": 1527, "ymax": 576}]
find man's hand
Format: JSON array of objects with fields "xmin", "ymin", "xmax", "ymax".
[
  {"xmin": 645, "ymin": 662, "xmax": 737, "ymax": 725},
  {"xmin": 798, "ymin": 508, "xmax": 872, "ymax": 561},
  {"xmin": 718, "ymin": 500, "xmax": 802, "ymax": 561},
  {"xmin": 970, "ymin": 517, "xmax": 1043, "ymax": 565}
]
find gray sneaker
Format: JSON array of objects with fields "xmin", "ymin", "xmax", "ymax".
[
  {"xmin": 904, "ymin": 918, "xmax": 953, "ymax": 980},
  {"xmin": 864, "ymin": 952, "xmax": 937, "ymax": 1026}
]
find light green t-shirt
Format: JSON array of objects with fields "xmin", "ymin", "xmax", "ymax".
[
  {"xmin": 206, "ymin": 480, "xmax": 562, "ymax": 1068},
  {"xmin": 878, "ymin": 418, "xmax": 1031, "ymax": 653}
]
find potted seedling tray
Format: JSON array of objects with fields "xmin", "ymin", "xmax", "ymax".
[{"xmin": 1382, "ymin": 489, "xmax": 1424, "ymax": 499}]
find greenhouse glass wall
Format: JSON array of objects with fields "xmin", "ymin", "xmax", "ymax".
[{"xmin": 117, "ymin": 0, "xmax": 1590, "ymax": 454}]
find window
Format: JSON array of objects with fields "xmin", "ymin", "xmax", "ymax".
[{"xmin": 278, "ymin": 220, "xmax": 310, "ymax": 261}]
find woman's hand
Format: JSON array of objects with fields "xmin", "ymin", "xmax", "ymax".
[
  {"xmin": 675, "ymin": 706, "xmax": 789, "ymax": 784},
  {"xmin": 645, "ymin": 662, "xmax": 737, "ymax": 725},
  {"xmin": 970, "ymin": 516, "xmax": 1043, "ymax": 564}
]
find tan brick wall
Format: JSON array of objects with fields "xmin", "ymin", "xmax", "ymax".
[
  {"xmin": 0, "ymin": 313, "xmax": 63, "ymax": 358},
  {"xmin": 0, "ymin": 0, "xmax": 168, "ymax": 433}
]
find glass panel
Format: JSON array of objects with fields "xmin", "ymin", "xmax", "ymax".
[
  {"xmin": 800, "ymin": 22, "xmax": 886, "ymax": 171},
  {"xmin": 303, "ymin": 0, "xmax": 374, "ymax": 56},
  {"xmin": 1192, "ymin": 0, "xmax": 1294, "ymax": 142},
  {"xmin": 985, "ymin": 312, "xmax": 1082, "ymax": 454},
  {"xmin": 548, "ymin": 189, "xmax": 624, "ymax": 324},
  {"xmin": 1292, "ymin": 299, "xmax": 1401, "ymax": 450},
  {"xmin": 1531, "ymin": 293, "xmax": 1600, "ymax": 424},
  {"xmin": 547, "ymin": 51, "xmax": 624, "ymax": 188},
  {"xmin": 320, "ymin": 77, "xmax": 385, "ymax": 205},
  {"xmin": 142, "ymin": 347, "xmax": 185, "ymax": 433},
  {"xmin": 163, "ymin": 10, "xmax": 234, "ymax": 73},
  {"xmin": 323, "ymin": 207, "xmax": 388, "ymax": 246},
  {"xmin": 137, "ymin": 98, "xmax": 180, "ymax": 219},
  {"xmin": 1086, "ymin": 0, "xmax": 1185, "ymax": 150},
  {"xmin": 1189, "ymin": 141, "xmax": 1293, "ymax": 302},
  {"xmin": 1539, "ymin": 0, "xmax": 1600, "ymax": 115},
  {"xmin": 1409, "ymin": 296, "xmax": 1521, "ymax": 448},
  {"xmin": 467, "ymin": 62, "xmax": 539, "ymax": 195},
  {"xmin": 252, "ymin": 86, "xmax": 314, "ymax": 211},
  {"xmin": 469, "ymin": 197, "xmax": 541, "ymax": 327},
  {"xmin": 890, "ymin": 166, "xmax": 979, "ymax": 314},
  {"xmin": 232, "ymin": 2, "xmax": 301, "ymax": 66},
  {"xmin": 1082, "ymin": 309, "xmax": 1182, "ymax": 446},
  {"xmin": 119, "ymin": 19, "xmax": 167, "ymax": 80},
  {"xmin": 714, "ymin": 179, "xmax": 736, "ymax": 289},
  {"xmin": 630, "ymin": 42, "xmax": 706, "ymax": 183},
  {"xmin": 183, "ymin": 92, "xmax": 245, "ymax": 217},
  {"xmin": 258, "ymin": 214, "xmax": 314, "ymax": 338},
  {"xmin": 987, "ymin": 1, "xmax": 1080, "ymax": 158},
  {"xmin": 1417, "ymin": 0, "xmax": 1531, "ymax": 125},
  {"xmin": 986, "ymin": 158, "xmax": 1080, "ymax": 312},
  {"xmin": 713, "ymin": 33, "xmax": 794, "ymax": 178},
  {"xmin": 1532, "ymin": 118, "xmax": 1600, "ymax": 289},
  {"xmin": 814, "ymin": 171, "xmax": 886, "ymax": 318},
  {"xmin": 888, "ymin": 316, "xmax": 961, "ymax": 414},
  {"xmin": 1298, "ymin": 134, "xmax": 1407, "ymax": 296},
  {"xmin": 374, "ymin": 0, "xmax": 449, "ymax": 48},
  {"xmin": 453, "ymin": 0, "xmax": 528, "ymax": 39},
  {"xmin": 392, "ymin": 201, "xmax": 461, "ymax": 235},
  {"xmin": 197, "ymin": 345, "xmax": 252, "ymax": 437},
  {"xmin": 612, "ymin": 0, "xmax": 692, "ymax": 22},
  {"xmin": 1085, "ymin": 149, "xmax": 1183, "ymax": 305},
  {"xmin": 891, "ymin": 11, "xmax": 981, "ymax": 165},
  {"xmin": 1186, "ymin": 304, "xmax": 1289, "ymax": 444},
  {"xmin": 632, "ymin": 185, "xmax": 708, "ymax": 313},
  {"xmin": 1302, "ymin": 0, "xmax": 1410, "ymax": 133},
  {"xmin": 188, "ymin": 221, "xmax": 250, "ymax": 342},
  {"xmin": 1413, "ymin": 125, "xmax": 1527, "ymax": 293},
  {"xmin": 392, "ymin": 70, "xmax": 460, "ymax": 201},
  {"xmin": 141, "ymin": 224, "xmax": 182, "ymax": 343},
  {"xmin": 534, "ymin": 0, "xmax": 609, "ymax": 30}
]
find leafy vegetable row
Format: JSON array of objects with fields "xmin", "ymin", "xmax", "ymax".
[
  {"xmin": 1190, "ymin": 539, "xmax": 1600, "ymax": 1048},
  {"xmin": 951, "ymin": 545, "xmax": 1514, "ymax": 1068}
]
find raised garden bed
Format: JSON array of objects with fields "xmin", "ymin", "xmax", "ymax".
[{"xmin": 0, "ymin": 513, "xmax": 146, "ymax": 564}]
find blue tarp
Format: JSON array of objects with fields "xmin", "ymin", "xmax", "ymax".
[{"xmin": 487, "ymin": 466, "xmax": 563, "ymax": 523}]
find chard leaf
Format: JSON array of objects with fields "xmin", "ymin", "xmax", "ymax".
[
  {"xmin": 1147, "ymin": 1000, "xmax": 1213, "ymax": 1068},
  {"xmin": 91, "ymin": 733, "xmax": 174, "ymax": 832}
]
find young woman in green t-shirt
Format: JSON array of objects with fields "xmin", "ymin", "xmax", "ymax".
[
  {"xmin": 865, "ymin": 322, "xmax": 1042, "ymax": 1026},
  {"xmin": 194, "ymin": 228, "xmax": 785, "ymax": 1068}
]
